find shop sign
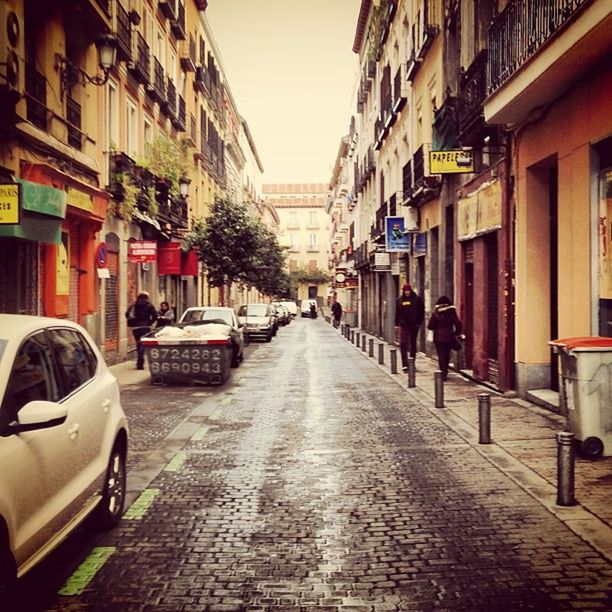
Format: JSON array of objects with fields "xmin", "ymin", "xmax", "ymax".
[
  {"xmin": 17, "ymin": 179, "xmax": 66, "ymax": 218},
  {"xmin": 0, "ymin": 183, "xmax": 20, "ymax": 224},
  {"xmin": 158, "ymin": 242, "xmax": 181, "ymax": 275},
  {"xmin": 372, "ymin": 251, "xmax": 391, "ymax": 272},
  {"xmin": 335, "ymin": 269, "xmax": 347, "ymax": 287},
  {"xmin": 129, "ymin": 240, "xmax": 157, "ymax": 262},
  {"xmin": 412, "ymin": 233, "xmax": 427, "ymax": 257},
  {"xmin": 181, "ymin": 248, "xmax": 199, "ymax": 276},
  {"xmin": 385, "ymin": 216, "xmax": 410, "ymax": 252},
  {"xmin": 345, "ymin": 276, "xmax": 359, "ymax": 288},
  {"xmin": 457, "ymin": 179, "xmax": 502, "ymax": 241},
  {"xmin": 430, "ymin": 149, "xmax": 474, "ymax": 174},
  {"xmin": 67, "ymin": 187, "xmax": 94, "ymax": 212}
]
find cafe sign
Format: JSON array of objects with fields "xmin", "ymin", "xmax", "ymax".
[
  {"xmin": 0, "ymin": 183, "xmax": 20, "ymax": 225},
  {"xmin": 429, "ymin": 149, "xmax": 474, "ymax": 174}
]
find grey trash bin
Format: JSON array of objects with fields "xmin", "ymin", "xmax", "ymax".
[{"xmin": 549, "ymin": 336, "xmax": 612, "ymax": 458}]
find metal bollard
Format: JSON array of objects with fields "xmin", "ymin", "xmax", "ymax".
[
  {"xmin": 434, "ymin": 370, "xmax": 445, "ymax": 408},
  {"xmin": 390, "ymin": 349, "xmax": 398, "ymax": 374},
  {"xmin": 407, "ymin": 357, "xmax": 416, "ymax": 388},
  {"xmin": 350, "ymin": 329, "xmax": 355, "ymax": 344},
  {"xmin": 478, "ymin": 393, "xmax": 491, "ymax": 444},
  {"xmin": 361, "ymin": 334, "xmax": 366, "ymax": 352},
  {"xmin": 356, "ymin": 331, "xmax": 360, "ymax": 347},
  {"xmin": 378, "ymin": 342, "xmax": 384, "ymax": 364},
  {"xmin": 368, "ymin": 338, "xmax": 374, "ymax": 357},
  {"xmin": 556, "ymin": 431, "xmax": 576, "ymax": 506}
]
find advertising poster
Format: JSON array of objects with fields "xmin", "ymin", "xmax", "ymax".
[{"xmin": 385, "ymin": 216, "xmax": 410, "ymax": 252}]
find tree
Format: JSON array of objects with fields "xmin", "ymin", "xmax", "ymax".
[{"xmin": 183, "ymin": 197, "xmax": 289, "ymax": 296}]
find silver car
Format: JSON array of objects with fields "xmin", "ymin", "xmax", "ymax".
[{"xmin": 0, "ymin": 315, "xmax": 129, "ymax": 590}]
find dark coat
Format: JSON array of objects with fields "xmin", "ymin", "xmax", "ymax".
[
  {"xmin": 331, "ymin": 302, "xmax": 342, "ymax": 319},
  {"xmin": 427, "ymin": 304, "xmax": 462, "ymax": 344},
  {"xmin": 126, "ymin": 296, "xmax": 158, "ymax": 328},
  {"xmin": 394, "ymin": 291, "xmax": 425, "ymax": 328}
]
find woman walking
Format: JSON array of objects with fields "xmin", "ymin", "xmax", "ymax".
[{"xmin": 427, "ymin": 296, "xmax": 463, "ymax": 380}]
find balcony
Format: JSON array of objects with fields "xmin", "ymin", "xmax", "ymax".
[
  {"xmin": 170, "ymin": 1, "xmax": 186, "ymax": 40},
  {"xmin": 149, "ymin": 59, "xmax": 165, "ymax": 104},
  {"xmin": 433, "ymin": 95, "xmax": 458, "ymax": 150},
  {"xmin": 392, "ymin": 66, "xmax": 407, "ymax": 113},
  {"xmin": 128, "ymin": 32, "xmax": 150, "ymax": 84},
  {"xmin": 402, "ymin": 160, "xmax": 413, "ymax": 203},
  {"xmin": 458, "ymin": 50, "xmax": 487, "ymax": 142},
  {"xmin": 159, "ymin": 0, "xmax": 177, "ymax": 21},
  {"xmin": 172, "ymin": 95, "xmax": 186, "ymax": 131},
  {"xmin": 25, "ymin": 63, "xmax": 47, "ymax": 130},
  {"xmin": 115, "ymin": 1, "xmax": 131, "ymax": 62},
  {"xmin": 485, "ymin": 0, "xmax": 610, "ymax": 124},
  {"xmin": 66, "ymin": 97, "xmax": 82, "ymax": 150},
  {"xmin": 180, "ymin": 35, "xmax": 197, "ymax": 72},
  {"xmin": 403, "ymin": 145, "xmax": 441, "ymax": 207},
  {"xmin": 165, "ymin": 78, "xmax": 177, "ymax": 117}
]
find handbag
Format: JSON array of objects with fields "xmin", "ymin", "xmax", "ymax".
[{"xmin": 451, "ymin": 335, "xmax": 462, "ymax": 351}]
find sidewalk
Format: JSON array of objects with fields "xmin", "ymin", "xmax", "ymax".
[
  {"xmin": 331, "ymin": 322, "xmax": 612, "ymax": 561},
  {"xmin": 110, "ymin": 325, "xmax": 612, "ymax": 561}
]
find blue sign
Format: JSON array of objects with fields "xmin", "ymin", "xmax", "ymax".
[{"xmin": 385, "ymin": 216, "xmax": 410, "ymax": 252}]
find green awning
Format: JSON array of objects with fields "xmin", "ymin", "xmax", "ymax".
[{"xmin": 0, "ymin": 212, "xmax": 63, "ymax": 244}]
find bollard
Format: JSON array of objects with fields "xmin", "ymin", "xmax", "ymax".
[
  {"xmin": 556, "ymin": 431, "xmax": 576, "ymax": 506},
  {"xmin": 368, "ymin": 337, "xmax": 374, "ymax": 357},
  {"xmin": 361, "ymin": 334, "xmax": 367, "ymax": 352},
  {"xmin": 378, "ymin": 342, "xmax": 385, "ymax": 364},
  {"xmin": 350, "ymin": 329, "xmax": 355, "ymax": 344},
  {"xmin": 478, "ymin": 393, "xmax": 491, "ymax": 444},
  {"xmin": 355, "ymin": 331, "xmax": 360, "ymax": 347},
  {"xmin": 390, "ymin": 348, "xmax": 398, "ymax": 374},
  {"xmin": 407, "ymin": 357, "xmax": 416, "ymax": 388},
  {"xmin": 434, "ymin": 370, "xmax": 445, "ymax": 408}
]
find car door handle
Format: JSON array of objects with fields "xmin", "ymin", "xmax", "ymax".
[
  {"xmin": 67, "ymin": 424, "xmax": 79, "ymax": 438},
  {"xmin": 102, "ymin": 399, "xmax": 111, "ymax": 413}
]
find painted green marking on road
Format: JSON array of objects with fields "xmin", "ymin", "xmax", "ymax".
[
  {"xmin": 123, "ymin": 488, "xmax": 161, "ymax": 520},
  {"xmin": 57, "ymin": 546, "xmax": 115, "ymax": 596},
  {"xmin": 191, "ymin": 424, "xmax": 210, "ymax": 441},
  {"xmin": 164, "ymin": 450, "xmax": 187, "ymax": 472},
  {"xmin": 208, "ymin": 410, "xmax": 222, "ymax": 420},
  {"xmin": 220, "ymin": 396, "xmax": 233, "ymax": 405}
]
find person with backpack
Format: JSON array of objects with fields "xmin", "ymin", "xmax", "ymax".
[{"xmin": 427, "ymin": 295, "xmax": 463, "ymax": 380}]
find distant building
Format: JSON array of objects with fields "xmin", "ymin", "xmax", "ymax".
[{"xmin": 263, "ymin": 184, "xmax": 331, "ymax": 305}]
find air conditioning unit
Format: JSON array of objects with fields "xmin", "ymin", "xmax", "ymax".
[{"xmin": 0, "ymin": 1, "xmax": 24, "ymax": 94}]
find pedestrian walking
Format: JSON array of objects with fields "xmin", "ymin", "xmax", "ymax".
[
  {"xmin": 310, "ymin": 302, "xmax": 317, "ymax": 319},
  {"xmin": 427, "ymin": 295, "xmax": 463, "ymax": 380},
  {"xmin": 156, "ymin": 301, "xmax": 175, "ymax": 328},
  {"xmin": 394, "ymin": 283, "xmax": 425, "ymax": 372},
  {"xmin": 126, "ymin": 291, "xmax": 158, "ymax": 369},
  {"xmin": 331, "ymin": 300, "xmax": 342, "ymax": 329}
]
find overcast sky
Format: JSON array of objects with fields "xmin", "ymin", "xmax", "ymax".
[{"xmin": 206, "ymin": 0, "xmax": 361, "ymax": 185}]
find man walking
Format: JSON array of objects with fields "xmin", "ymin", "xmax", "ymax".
[
  {"xmin": 126, "ymin": 291, "xmax": 158, "ymax": 369},
  {"xmin": 331, "ymin": 299, "xmax": 342, "ymax": 329},
  {"xmin": 394, "ymin": 283, "xmax": 425, "ymax": 372}
]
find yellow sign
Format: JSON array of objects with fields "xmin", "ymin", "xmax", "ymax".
[
  {"xmin": 0, "ymin": 184, "xmax": 20, "ymax": 224},
  {"xmin": 67, "ymin": 187, "xmax": 93, "ymax": 212},
  {"xmin": 430, "ymin": 150, "xmax": 474, "ymax": 174}
]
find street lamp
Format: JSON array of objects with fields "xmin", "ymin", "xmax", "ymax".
[
  {"xmin": 179, "ymin": 176, "xmax": 191, "ymax": 198},
  {"xmin": 56, "ymin": 33, "xmax": 118, "ymax": 99}
]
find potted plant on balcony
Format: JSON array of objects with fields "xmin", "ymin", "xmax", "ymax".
[
  {"xmin": 139, "ymin": 134, "xmax": 189, "ymax": 199},
  {"xmin": 108, "ymin": 173, "xmax": 139, "ymax": 220}
]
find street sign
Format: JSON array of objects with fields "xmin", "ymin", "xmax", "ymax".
[{"xmin": 429, "ymin": 149, "xmax": 474, "ymax": 174}]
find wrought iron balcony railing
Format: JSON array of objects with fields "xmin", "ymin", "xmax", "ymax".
[
  {"xmin": 165, "ymin": 78, "xmax": 177, "ymax": 117},
  {"xmin": 66, "ymin": 97, "xmax": 82, "ymax": 150},
  {"xmin": 129, "ymin": 31, "xmax": 150, "ymax": 84},
  {"xmin": 150, "ymin": 59, "xmax": 165, "ymax": 104},
  {"xmin": 458, "ymin": 50, "xmax": 487, "ymax": 138},
  {"xmin": 180, "ymin": 35, "xmax": 197, "ymax": 72},
  {"xmin": 25, "ymin": 63, "xmax": 47, "ymax": 130},
  {"xmin": 170, "ymin": 1, "xmax": 186, "ymax": 40},
  {"xmin": 487, "ymin": 0, "xmax": 587, "ymax": 95},
  {"xmin": 115, "ymin": 1, "xmax": 131, "ymax": 62}
]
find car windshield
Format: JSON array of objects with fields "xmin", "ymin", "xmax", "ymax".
[
  {"xmin": 239, "ymin": 304, "xmax": 268, "ymax": 317},
  {"xmin": 200, "ymin": 310, "xmax": 232, "ymax": 325}
]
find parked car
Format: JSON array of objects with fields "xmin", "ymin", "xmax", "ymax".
[
  {"xmin": 272, "ymin": 302, "xmax": 290, "ymax": 326},
  {"xmin": 178, "ymin": 307, "xmax": 245, "ymax": 367},
  {"xmin": 279, "ymin": 301, "xmax": 298, "ymax": 319},
  {"xmin": 237, "ymin": 303, "xmax": 275, "ymax": 342},
  {"xmin": 0, "ymin": 315, "xmax": 129, "ymax": 591},
  {"xmin": 300, "ymin": 299, "xmax": 318, "ymax": 317}
]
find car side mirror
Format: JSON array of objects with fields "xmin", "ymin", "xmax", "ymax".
[{"xmin": 7, "ymin": 401, "xmax": 68, "ymax": 434}]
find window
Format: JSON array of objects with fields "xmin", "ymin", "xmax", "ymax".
[
  {"xmin": 49, "ymin": 329, "xmax": 97, "ymax": 395},
  {"xmin": 144, "ymin": 115, "xmax": 153, "ymax": 150},
  {"xmin": 308, "ymin": 233, "xmax": 318, "ymax": 251},
  {"xmin": 287, "ymin": 211, "xmax": 299, "ymax": 229},
  {"xmin": 289, "ymin": 259, "xmax": 298, "ymax": 272},
  {"xmin": 1, "ymin": 333, "xmax": 61, "ymax": 423},
  {"xmin": 126, "ymin": 97, "xmax": 138, "ymax": 159},
  {"xmin": 308, "ymin": 210, "xmax": 318, "ymax": 228},
  {"xmin": 104, "ymin": 79, "xmax": 119, "ymax": 184},
  {"xmin": 308, "ymin": 260, "xmax": 317, "ymax": 272}
]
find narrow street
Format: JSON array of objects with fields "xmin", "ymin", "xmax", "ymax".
[{"xmin": 13, "ymin": 317, "xmax": 612, "ymax": 611}]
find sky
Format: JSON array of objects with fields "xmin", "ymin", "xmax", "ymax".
[{"xmin": 206, "ymin": 0, "xmax": 361, "ymax": 185}]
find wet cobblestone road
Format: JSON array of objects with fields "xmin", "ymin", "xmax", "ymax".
[{"xmin": 15, "ymin": 318, "xmax": 612, "ymax": 610}]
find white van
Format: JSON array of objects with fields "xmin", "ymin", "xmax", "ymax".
[
  {"xmin": 279, "ymin": 301, "xmax": 298, "ymax": 318},
  {"xmin": 300, "ymin": 299, "xmax": 318, "ymax": 317}
]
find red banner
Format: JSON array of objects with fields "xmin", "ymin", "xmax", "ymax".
[
  {"xmin": 181, "ymin": 248, "xmax": 199, "ymax": 276},
  {"xmin": 157, "ymin": 242, "xmax": 181, "ymax": 275},
  {"xmin": 129, "ymin": 240, "xmax": 157, "ymax": 263}
]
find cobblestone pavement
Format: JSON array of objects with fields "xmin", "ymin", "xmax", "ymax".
[{"xmin": 13, "ymin": 318, "xmax": 612, "ymax": 610}]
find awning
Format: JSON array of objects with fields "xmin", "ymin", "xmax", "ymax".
[
  {"xmin": 132, "ymin": 208, "xmax": 161, "ymax": 230},
  {"xmin": 0, "ymin": 211, "xmax": 63, "ymax": 244}
]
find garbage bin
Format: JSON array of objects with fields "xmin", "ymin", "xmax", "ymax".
[
  {"xmin": 141, "ymin": 332, "xmax": 232, "ymax": 386},
  {"xmin": 549, "ymin": 336, "xmax": 612, "ymax": 458}
]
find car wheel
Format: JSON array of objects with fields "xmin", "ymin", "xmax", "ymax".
[
  {"xmin": 266, "ymin": 333, "xmax": 272, "ymax": 342},
  {"xmin": 231, "ymin": 349, "xmax": 240, "ymax": 368},
  {"xmin": 95, "ymin": 443, "xmax": 127, "ymax": 529},
  {"xmin": 0, "ymin": 521, "xmax": 16, "ymax": 594}
]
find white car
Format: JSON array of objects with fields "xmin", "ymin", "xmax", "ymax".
[
  {"xmin": 279, "ymin": 301, "xmax": 298, "ymax": 318},
  {"xmin": 0, "ymin": 315, "xmax": 129, "ymax": 590},
  {"xmin": 300, "ymin": 299, "xmax": 318, "ymax": 317}
]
